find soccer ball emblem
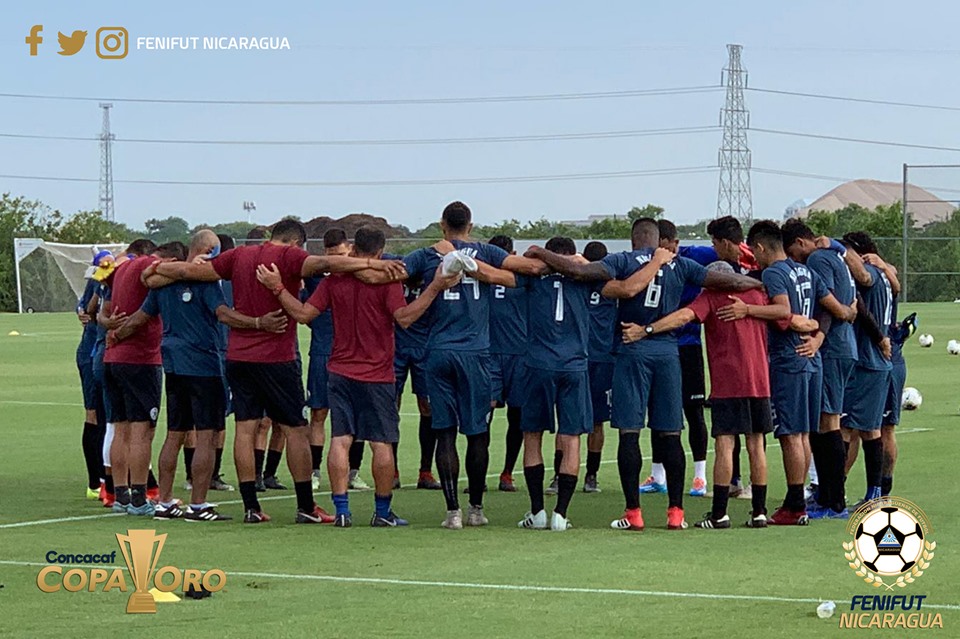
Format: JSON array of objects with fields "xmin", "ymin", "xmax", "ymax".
[{"xmin": 854, "ymin": 507, "xmax": 924, "ymax": 575}]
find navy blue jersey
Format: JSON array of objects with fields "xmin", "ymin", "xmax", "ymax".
[
  {"xmin": 302, "ymin": 275, "xmax": 334, "ymax": 357},
  {"xmin": 587, "ymin": 288, "xmax": 617, "ymax": 363},
  {"xmin": 855, "ymin": 264, "xmax": 894, "ymax": 371},
  {"xmin": 601, "ymin": 249, "xmax": 707, "ymax": 354},
  {"xmin": 762, "ymin": 259, "xmax": 827, "ymax": 372},
  {"xmin": 677, "ymin": 245, "xmax": 718, "ymax": 347},
  {"xmin": 142, "ymin": 281, "xmax": 226, "ymax": 377},
  {"xmin": 384, "ymin": 253, "xmax": 429, "ymax": 353},
  {"xmin": 525, "ymin": 273, "xmax": 595, "ymax": 371},
  {"xmin": 76, "ymin": 278, "xmax": 99, "ymax": 362},
  {"xmin": 806, "ymin": 249, "xmax": 857, "ymax": 361},
  {"xmin": 490, "ymin": 280, "xmax": 528, "ymax": 355},
  {"xmin": 94, "ymin": 283, "xmax": 111, "ymax": 346},
  {"xmin": 403, "ymin": 240, "xmax": 508, "ymax": 351},
  {"xmin": 217, "ymin": 280, "xmax": 233, "ymax": 356}
]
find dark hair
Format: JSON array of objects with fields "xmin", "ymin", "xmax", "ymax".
[
  {"xmin": 657, "ymin": 219, "xmax": 678, "ymax": 242},
  {"xmin": 545, "ymin": 236, "xmax": 576, "ymax": 256},
  {"xmin": 323, "ymin": 228, "xmax": 348, "ymax": 248},
  {"xmin": 125, "ymin": 239, "xmax": 157, "ymax": 256},
  {"xmin": 442, "ymin": 201, "xmax": 472, "ymax": 232},
  {"xmin": 746, "ymin": 220, "xmax": 783, "ymax": 251},
  {"xmin": 353, "ymin": 226, "xmax": 386, "ymax": 256},
  {"xmin": 246, "ymin": 227, "xmax": 268, "ymax": 240},
  {"xmin": 488, "ymin": 235, "xmax": 513, "ymax": 253},
  {"xmin": 842, "ymin": 231, "xmax": 878, "ymax": 255},
  {"xmin": 707, "ymin": 216, "xmax": 744, "ymax": 244},
  {"xmin": 217, "ymin": 233, "xmax": 235, "ymax": 251},
  {"xmin": 583, "ymin": 241, "xmax": 608, "ymax": 262},
  {"xmin": 155, "ymin": 241, "xmax": 187, "ymax": 261},
  {"xmin": 631, "ymin": 217, "xmax": 659, "ymax": 246},
  {"xmin": 271, "ymin": 219, "xmax": 307, "ymax": 245},
  {"xmin": 780, "ymin": 219, "xmax": 814, "ymax": 249}
]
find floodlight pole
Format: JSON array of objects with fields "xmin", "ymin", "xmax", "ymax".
[
  {"xmin": 14, "ymin": 239, "xmax": 24, "ymax": 313},
  {"xmin": 902, "ymin": 163, "xmax": 909, "ymax": 303}
]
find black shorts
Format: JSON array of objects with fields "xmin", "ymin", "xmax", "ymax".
[
  {"xmin": 226, "ymin": 360, "xmax": 307, "ymax": 427},
  {"xmin": 166, "ymin": 373, "xmax": 226, "ymax": 432},
  {"xmin": 104, "ymin": 363, "xmax": 162, "ymax": 424},
  {"xmin": 710, "ymin": 397, "xmax": 774, "ymax": 437},
  {"xmin": 328, "ymin": 372, "xmax": 399, "ymax": 443},
  {"xmin": 679, "ymin": 344, "xmax": 706, "ymax": 405}
]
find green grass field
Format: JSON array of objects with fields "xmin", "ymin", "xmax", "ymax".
[{"xmin": 0, "ymin": 306, "xmax": 958, "ymax": 638}]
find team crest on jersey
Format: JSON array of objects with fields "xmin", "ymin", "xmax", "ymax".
[{"xmin": 180, "ymin": 289, "xmax": 192, "ymax": 303}]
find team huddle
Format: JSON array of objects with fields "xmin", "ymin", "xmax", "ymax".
[{"xmin": 73, "ymin": 201, "xmax": 911, "ymax": 531}]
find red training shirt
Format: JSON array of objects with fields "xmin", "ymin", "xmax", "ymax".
[
  {"xmin": 104, "ymin": 255, "xmax": 162, "ymax": 365},
  {"xmin": 306, "ymin": 275, "xmax": 407, "ymax": 383},
  {"xmin": 686, "ymin": 288, "xmax": 779, "ymax": 399},
  {"xmin": 211, "ymin": 243, "xmax": 309, "ymax": 363}
]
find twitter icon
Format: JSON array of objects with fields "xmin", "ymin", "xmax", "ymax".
[{"xmin": 58, "ymin": 30, "xmax": 87, "ymax": 56}]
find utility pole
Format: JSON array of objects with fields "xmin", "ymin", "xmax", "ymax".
[
  {"xmin": 98, "ymin": 103, "xmax": 115, "ymax": 222},
  {"xmin": 716, "ymin": 44, "xmax": 753, "ymax": 221}
]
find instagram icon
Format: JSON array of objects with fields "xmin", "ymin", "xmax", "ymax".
[{"xmin": 96, "ymin": 27, "xmax": 128, "ymax": 59}]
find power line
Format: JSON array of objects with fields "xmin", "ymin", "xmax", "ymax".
[
  {"xmin": 748, "ymin": 87, "xmax": 960, "ymax": 113},
  {"xmin": 753, "ymin": 167, "xmax": 960, "ymax": 195},
  {"xmin": 0, "ymin": 125, "xmax": 719, "ymax": 147},
  {"xmin": 0, "ymin": 85, "xmax": 720, "ymax": 107},
  {"xmin": 752, "ymin": 128, "xmax": 960, "ymax": 153}
]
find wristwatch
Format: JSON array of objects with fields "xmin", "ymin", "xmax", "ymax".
[{"xmin": 644, "ymin": 325, "xmax": 655, "ymax": 336}]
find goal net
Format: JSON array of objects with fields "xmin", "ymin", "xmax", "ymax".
[{"xmin": 13, "ymin": 239, "xmax": 124, "ymax": 313}]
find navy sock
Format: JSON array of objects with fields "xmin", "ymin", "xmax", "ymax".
[
  {"xmin": 554, "ymin": 473, "xmax": 577, "ymax": 517},
  {"xmin": 130, "ymin": 484, "xmax": 146, "ymax": 507},
  {"xmin": 374, "ymin": 493, "xmax": 392, "ymax": 518},
  {"xmin": 332, "ymin": 493, "xmax": 350, "ymax": 516},
  {"xmin": 524, "ymin": 464, "xmax": 545, "ymax": 514},
  {"xmin": 618, "ymin": 432, "xmax": 642, "ymax": 510}
]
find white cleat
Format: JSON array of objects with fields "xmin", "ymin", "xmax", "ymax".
[
  {"xmin": 348, "ymin": 469, "xmax": 371, "ymax": 491},
  {"xmin": 311, "ymin": 470, "xmax": 321, "ymax": 491},
  {"xmin": 466, "ymin": 505, "xmax": 489, "ymax": 527},
  {"xmin": 551, "ymin": 512, "xmax": 573, "ymax": 531},
  {"xmin": 441, "ymin": 509, "xmax": 463, "ymax": 530},
  {"xmin": 518, "ymin": 510, "xmax": 548, "ymax": 529}
]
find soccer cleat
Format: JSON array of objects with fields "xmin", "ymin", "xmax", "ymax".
[
  {"xmin": 441, "ymin": 509, "xmax": 463, "ymax": 530},
  {"xmin": 417, "ymin": 472, "xmax": 441, "ymax": 490},
  {"xmin": 666, "ymin": 506, "xmax": 688, "ymax": 530},
  {"xmin": 583, "ymin": 474, "xmax": 601, "ymax": 493},
  {"xmin": 371, "ymin": 511, "xmax": 409, "ymax": 527},
  {"xmin": 311, "ymin": 470, "xmax": 321, "ymax": 491},
  {"xmin": 689, "ymin": 477, "xmax": 708, "ymax": 497},
  {"xmin": 498, "ymin": 473, "xmax": 517, "ymax": 492},
  {"xmin": 550, "ymin": 512, "xmax": 573, "ymax": 531},
  {"xmin": 745, "ymin": 513, "xmax": 768, "ymax": 528},
  {"xmin": 153, "ymin": 503, "xmax": 185, "ymax": 520},
  {"xmin": 263, "ymin": 475, "xmax": 287, "ymax": 490},
  {"xmin": 804, "ymin": 483, "xmax": 819, "ymax": 504},
  {"xmin": 146, "ymin": 487, "xmax": 160, "ymax": 502},
  {"xmin": 467, "ymin": 505, "xmax": 489, "ymax": 527},
  {"xmin": 86, "ymin": 487, "xmax": 100, "ymax": 500},
  {"xmin": 729, "ymin": 480, "xmax": 744, "ymax": 498},
  {"xmin": 348, "ymin": 470, "xmax": 370, "ymax": 491},
  {"xmin": 243, "ymin": 509, "xmax": 271, "ymax": 524},
  {"xmin": 127, "ymin": 501, "xmax": 156, "ymax": 517},
  {"xmin": 334, "ymin": 513, "xmax": 352, "ymax": 528},
  {"xmin": 183, "ymin": 506, "xmax": 232, "ymax": 522},
  {"xmin": 610, "ymin": 508, "xmax": 645, "ymax": 531},
  {"xmin": 545, "ymin": 475, "xmax": 559, "ymax": 496},
  {"xmin": 826, "ymin": 507, "xmax": 850, "ymax": 520},
  {"xmin": 518, "ymin": 510, "xmax": 548, "ymax": 529},
  {"xmin": 98, "ymin": 481, "xmax": 107, "ymax": 502},
  {"xmin": 736, "ymin": 484, "xmax": 753, "ymax": 500},
  {"xmin": 184, "ymin": 480, "xmax": 193, "ymax": 491},
  {"xmin": 254, "ymin": 475, "xmax": 266, "ymax": 492},
  {"xmin": 767, "ymin": 507, "xmax": 809, "ymax": 526},
  {"xmin": 102, "ymin": 493, "xmax": 116, "ymax": 508},
  {"xmin": 112, "ymin": 501, "xmax": 128, "ymax": 514},
  {"xmin": 694, "ymin": 512, "xmax": 731, "ymax": 529},
  {"xmin": 639, "ymin": 476, "xmax": 667, "ymax": 494},
  {"xmin": 210, "ymin": 474, "xmax": 235, "ymax": 491}
]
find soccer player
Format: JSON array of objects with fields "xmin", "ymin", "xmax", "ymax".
[
  {"xmin": 526, "ymin": 217, "xmax": 761, "ymax": 531},
  {"xmin": 257, "ymin": 226, "xmax": 460, "ymax": 526},
  {"xmin": 745, "ymin": 221, "xmax": 856, "ymax": 526},
  {"xmin": 301, "ymin": 228, "xmax": 352, "ymax": 490},
  {"xmin": 151, "ymin": 219, "xmax": 405, "ymax": 523},
  {"xmin": 487, "ymin": 235, "xmax": 527, "ymax": 492},
  {"xmin": 76, "ymin": 264, "xmax": 104, "ymax": 499},
  {"xmin": 839, "ymin": 232, "xmax": 893, "ymax": 507},
  {"xmin": 583, "ymin": 241, "xmax": 616, "ymax": 493}
]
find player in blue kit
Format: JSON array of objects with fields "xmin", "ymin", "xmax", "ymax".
[
  {"xmin": 745, "ymin": 221, "xmax": 857, "ymax": 526},
  {"xmin": 487, "ymin": 235, "xmax": 528, "ymax": 493},
  {"xmin": 527, "ymin": 217, "xmax": 761, "ymax": 531},
  {"xmin": 76, "ymin": 267, "xmax": 105, "ymax": 499},
  {"xmin": 877, "ymin": 264, "xmax": 908, "ymax": 498}
]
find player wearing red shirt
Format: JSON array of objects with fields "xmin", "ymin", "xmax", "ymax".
[{"xmin": 257, "ymin": 226, "xmax": 460, "ymax": 527}]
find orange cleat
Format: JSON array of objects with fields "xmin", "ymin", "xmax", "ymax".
[
  {"xmin": 667, "ymin": 506, "xmax": 688, "ymax": 530},
  {"xmin": 610, "ymin": 507, "xmax": 645, "ymax": 531}
]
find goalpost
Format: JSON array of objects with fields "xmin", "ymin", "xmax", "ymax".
[{"xmin": 13, "ymin": 239, "xmax": 124, "ymax": 313}]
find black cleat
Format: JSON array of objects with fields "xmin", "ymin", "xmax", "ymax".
[
  {"xmin": 184, "ymin": 506, "xmax": 232, "ymax": 522},
  {"xmin": 263, "ymin": 476, "xmax": 287, "ymax": 490}
]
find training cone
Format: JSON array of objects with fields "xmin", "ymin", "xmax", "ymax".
[
  {"xmin": 149, "ymin": 588, "xmax": 181, "ymax": 603},
  {"xmin": 7, "ymin": 330, "xmax": 19, "ymax": 336}
]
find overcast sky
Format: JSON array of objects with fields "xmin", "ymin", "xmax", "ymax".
[{"xmin": 4, "ymin": 1, "xmax": 960, "ymax": 232}]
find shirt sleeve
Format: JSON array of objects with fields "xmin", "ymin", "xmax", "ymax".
[
  {"xmin": 403, "ymin": 250, "xmax": 426, "ymax": 279},
  {"xmin": 811, "ymin": 270, "xmax": 829, "ymax": 302},
  {"xmin": 678, "ymin": 256, "xmax": 708, "ymax": 287},
  {"xmin": 480, "ymin": 244, "xmax": 508, "ymax": 269},
  {"xmin": 681, "ymin": 245, "xmax": 719, "ymax": 266},
  {"xmin": 141, "ymin": 289, "xmax": 160, "ymax": 317},
  {"xmin": 686, "ymin": 291, "xmax": 712, "ymax": 323},
  {"xmin": 383, "ymin": 282, "xmax": 407, "ymax": 315},
  {"xmin": 306, "ymin": 278, "xmax": 331, "ymax": 313},
  {"xmin": 211, "ymin": 248, "xmax": 236, "ymax": 280},
  {"xmin": 808, "ymin": 252, "xmax": 836, "ymax": 293},
  {"xmin": 864, "ymin": 264, "xmax": 879, "ymax": 288},
  {"xmin": 283, "ymin": 246, "xmax": 310, "ymax": 277},
  {"xmin": 600, "ymin": 252, "xmax": 626, "ymax": 279},
  {"xmin": 204, "ymin": 282, "xmax": 226, "ymax": 313}
]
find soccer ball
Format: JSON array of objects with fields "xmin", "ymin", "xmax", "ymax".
[
  {"xmin": 854, "ymin": 506, "xmax": 924, "ymax": 575},
  {"xmin": 948, "ymin": 340, "xmax": 960, "ymax": 355},
  {"xmin": 901, "ymin": 387, "xmax": 922, "ymax": 410},
  {"xmin": 918, "ymin": 334, "xmax": 934, "ymax": 347}
]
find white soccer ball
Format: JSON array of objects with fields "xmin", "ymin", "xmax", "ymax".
[
  {"xmin": 901, "ymin": 387, "xmax": 922, "ymax": 410},
  {"xmin": 854, "ymin": 506, "xmax": 924, "ymax": 576},
  {"xmin": 948, "ymin": 340, "xmax": 960, "ymax": 355},
  {"xmin": 918, "ymin": 334, "xmax": 934, "ymax": 348}
]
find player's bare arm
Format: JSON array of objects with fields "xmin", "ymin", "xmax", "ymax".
[
  {"xmin": 394, "ymin": 266, "xmax": 462, "ymax": 329},
  {"xmin": 524, "ymin": 246, "xmax": 612, "ymax": 282},
  {"xmin": 843, "ymin": 249, "xmax": 873, "ymax": 286},
  {"xmin": 97, "ymin": 298, "xmax": 127, "ymax": 330},
  {"xmin": 863, "ymin": 253, "xmax": 901, "ymax": 296},
  {"xmin": 256, "ymin": 263, "xmax": 321, "ymax": 324},
  {"xmin": 716, "ymin": 294, "xmax": 791, "ymax": 322},
  {"xmin": 501, "ymin": 255, "xmax": 549, "ymax": 276},
  {"xmin": 601, "ymin": 248, "xmax": 673, "ymax": 299},
  {"xmin": 621, "ymin": 307, "xmax": 698, "ymax": 343},
  {"xmin": 790, "ymin": 315, "xmax": 819, "ymax": 333},
  {"xmin": 818, "ymin": 291, "xmax": 857, "ymax": 323},
  {"xmin": 153, "ymin": 260, "xmax": 221, "ymax": 283},
  {"xmin": 469, "ymin": 260, "xmax": 518, "ymax": 288},
  {"xmin": 112, "ymin": 309, "xmax": 150, "ymax": 342},
  {"xmin": 216, "ymin": 306, "xmax": 288, "ymax": 334},
  {"xmin": 702, "ymin": 270, "xmax": 763, "ymax": 292},
  {"xmin": 304, "ymin": 255, "xmax": 407, "ymax": 280}
]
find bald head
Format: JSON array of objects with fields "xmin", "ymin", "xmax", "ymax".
[{"xmin": 189, "ymin": 229, "xmax": 220, "ymax": 260}]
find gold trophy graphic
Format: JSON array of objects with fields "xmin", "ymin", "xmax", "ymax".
[{"xmin": 116, "ymin": 530, "xmax": 168, "ymax": 613}]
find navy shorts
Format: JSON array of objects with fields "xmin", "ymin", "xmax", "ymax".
[
  {"xmin": 425, "ymin": 350, "xmax": 491, "ymax": 436},
  {"xmin": 306, "ymin": 354, "xmax": 330, "ymax": 410},
  {"xmin": 490, "ymin": 353, "xmax": 526, "ymax": 407},
  {"xmin": 77, "ymin": 359, "xmax": 99, "ymax": 411},
  {"xmin": 611, "ymin": 352, "xmax": 683, "ymax": 432},
  {"xmin": 104, "ymin": 363, "xmax": 162, "ymax": 425},
  {"xmin": 770, "ymin": 366, "xmax": 821, "ymax": 437},
  {"xmin": 328, "ymin": 372, "xmax": 399, "ymax": 443},
  {"xmin": 395, "ymin": 346, "xmax": 429, "ymax": 398},
  {"xmin": 91, "ymin": 344, "xmax": 110, "ymax": 424},
  {"xmin": 821, "ymin": 357, "xmax": 855, "ymax": 416},
  {"xmin": 588, "ymin": 360, "xmax": 614, "ymax": 423},
  {"xmin": 520, "ymin": 366, "xmax": 592, "ymax": 436},
  {"xmin": 679, "ymin": 344, "xmax": 706, "ymax": 405},
  {"xmin": 166, "ymin": 373, "xmax": 226, "ymax": 432},
  {"xmin": 883, "ymin": 357, "xmax": 907, "ymax": 426},
  {"xmin": 841, "ymin": 366, "xmax": 890, "ymax": 432},
  {"xmin": 710, "ymin": 397, "xmax": 774, "ymax": 437},
  {"xmin": 226, "ymin": 360, "xmax": 307, "ymax": 427}
]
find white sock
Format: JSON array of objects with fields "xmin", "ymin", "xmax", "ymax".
[
  {"xmin": 652, "ymin": 463, "xmax": 666, "ymax": 485},
  {"xmin": 808, "ymin": 461, "xmax": 819, "ymax": 485},
  {"xmin": 190, "ymin": 502, "xmax": 210, "ymax": 511},
  {"xmin": 694, "ymin": 460, "xmax": 707, "ymax": 482},
  {"xmin": 102, "ymin": 422, "xmax": 114, "ymax": 466}
]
